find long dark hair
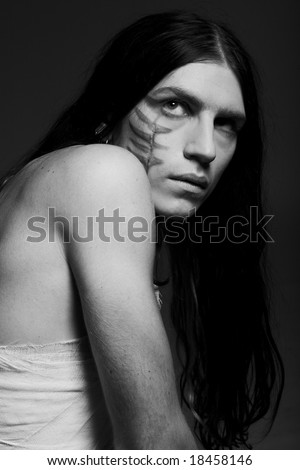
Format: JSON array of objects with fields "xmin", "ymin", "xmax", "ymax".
[{"xmin": 1, "ymin": 11, "xmax": 284, "ymax": 449}]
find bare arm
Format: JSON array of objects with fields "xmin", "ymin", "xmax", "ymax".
[{"xmin": 59, "ymin": 145, "xmax": 197, "ymax": 449}]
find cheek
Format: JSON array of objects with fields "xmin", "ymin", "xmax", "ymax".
[
  {"xmin": 211, "ymin": 145, "xmax": 236, "ymax": 190},
  {"xmin": 215, "ymin": 136, "xmax": 237, "ymax": 169},
  {"xmin": 124, "ymin": 104, "xmax": 184, "ymax": 170},
  {"xmin": 118, "ymin": 111, "xmax": 155, "ymax": 169}
]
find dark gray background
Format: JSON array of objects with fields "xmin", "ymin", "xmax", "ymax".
[{"xmin": 1, "ymin": 0, "xmax": 299, "ymax": 449}]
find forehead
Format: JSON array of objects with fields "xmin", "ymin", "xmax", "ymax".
[{"xmin": 151, "ymin": 62, "xmax": 245, "ymax": 115}]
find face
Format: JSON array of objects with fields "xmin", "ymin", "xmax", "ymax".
[{"xmin": 114, "ymin": 62, "xmax": 246, "ymax": 217}]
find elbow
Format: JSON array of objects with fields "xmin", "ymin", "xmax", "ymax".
[
  {"xmin": 159, "ymin": 423, "xmax": 198, "ymax": 450},
  {"xmin": 114, "ymin": 417, "xmax": 198, "ymax": 450}
]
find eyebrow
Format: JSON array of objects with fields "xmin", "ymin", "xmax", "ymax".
[{"xmin": 149, "ymin": 86, "xmax": 247, "ymax": 123}]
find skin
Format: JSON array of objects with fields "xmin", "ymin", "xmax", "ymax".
[
  {"xmin": 0, "ymin": 61, "xmax": 245, "ymax": 449},
  {"xmin": 114, "ymin": 62, "xmax": 246, "ymax": 217}
]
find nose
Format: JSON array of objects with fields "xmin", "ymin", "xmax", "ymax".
[{"xmin": 183, "ymin": 118, "xmax": 216, "ymax": 165}]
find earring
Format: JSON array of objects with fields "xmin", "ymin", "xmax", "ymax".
[
  {"xmin": 95, "ymin": 122, "xmax": 107, "ymax": 136},
  {"xmin": 95, "ymin": 122, "xmax": 112, "ymax": 144}
]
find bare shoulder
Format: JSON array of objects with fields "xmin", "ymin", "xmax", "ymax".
[
  {"xmin": 56, "ymin": 144, "xmax": 147, "ymax": 180},
  {"xmin": 41, "ymin": 144, "xmax": 148, "ymax": 187},
  {"xmin": 32, "ymin": 144, "xmax": 154, "ymax": 216}
]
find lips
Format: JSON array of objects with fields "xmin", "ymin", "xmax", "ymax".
[{"xmin": 170, "ymin": 173, "xmax": 209, "ymax": 189}]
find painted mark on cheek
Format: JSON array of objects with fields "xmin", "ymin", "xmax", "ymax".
[
  {"xmin": 134, "ymin": 107, "xmax": 172, "ymax": 136},
  {"xmin": 126, "ymin": 106, "xmax": 172, "ymax": 171}
]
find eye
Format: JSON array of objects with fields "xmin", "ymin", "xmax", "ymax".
[
  {"xmin": 215, "ymin": 118, "xmax": 240, "ymax": 138},
  {"xmin": 162, "ymin": 100, "xmax": 188, "ymax": 117}
]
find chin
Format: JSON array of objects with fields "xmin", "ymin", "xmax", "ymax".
[{"xmin": 154, "ymin": 200, "xmax": 201, "ymax": 219}]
